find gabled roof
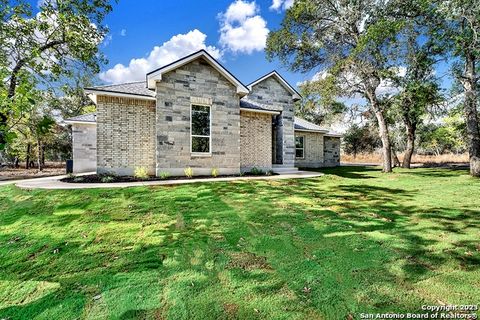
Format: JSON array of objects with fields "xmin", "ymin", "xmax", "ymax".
[
  {"xmin": 247, "ymin": 71, "xmax": 302, "ymax": 101},
  {"xmin": 146, "ymin": 49, "xmax": 249, "ymax": 96},
  {"xmin": 84, "ymin": 81, "xmax": 156, "ymax": 101},
  {"xmin": 240, "ymin": 99, "xmax": 280, "ymax": 115},
  {"xmin": 294, "ymin": 117, "xmax": 329, "ymax": 133},
  {"xmin": 65, "ymin": 113, "xmax": 96, "ymax": 124}
]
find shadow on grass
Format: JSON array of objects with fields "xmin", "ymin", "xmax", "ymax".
[
  {"xmin": 0, "ymin": 167, "xmax": 479, "ymax": 319},
  {"xmin": 306, "ymin": 165, "xmax": 381, "ymax": 179}
]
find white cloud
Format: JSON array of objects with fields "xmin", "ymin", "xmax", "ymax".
[
  {"xmin": 99, "ymin": 29, "xmax": 221, "ymax": 84},
  {"xmin": 270, "ymin": 0, "xmax": 294, "ymax": 11},
  {"xmin": 120, "ymin": 29, "xmax": 127, "ymax": 36},
  {"xmin": 375, "ymin": 66, "xmax": 407, "ymax": 96},
  {"xmin": 218, "ymin": 0, "xmax": 269, "ymax": 54},
  {"xmin": 103, "ymin": 34, "xmax": 112, "ymax": 47},
  {"xmin": 37, "ymin": 0, "xmax": 57, "ymax": 8}
]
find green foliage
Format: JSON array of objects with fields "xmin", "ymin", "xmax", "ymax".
[
  {"xmin": 211, "ymin": 168, "xmax": 219, "ymax": 178},
  {"xmin": 343, "ymin": 123, "xmax": 382, "ymax": 156},
  {"xmin": 0, "ymin": 0, "xmax": 113, "ymax": 147},
  {"xmin": 72, "ymin": 176, "xmax": 84, "ymax": 183},
  {"xmin": 100, "ymin": 175, "xmax": 115, "ymax": 183},
  {"xmin": 184, "ymin": 167, "xmax": 194, "ymax": 178},
  {"xmin": 249, "ymin": 167, "xmax": 265, "ymax": 175},
  {"xmin": 0, "ymin": 167, "xmax": 479, "ymax": 318},
  {"xmin": 159, "ymin": 171, "xmax": 171, "ymax": 180},
  {"xmin": 134, "ymin": 167, "xmax": 149, "ymax": 180},
  {"xmin": 418, "ymin": 110, "xmax": 467, "ymax": 154}
]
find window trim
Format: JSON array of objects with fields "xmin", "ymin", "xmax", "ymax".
[
  {"xmin": 295, "ymin": 135, "xmax": 305, "ymax": 159},
  {"xmin": 190, "ymin": 103, "xmax": 212, "ymax": 155}
]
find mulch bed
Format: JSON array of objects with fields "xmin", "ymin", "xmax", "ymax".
[{"xmin": 61, "ymin": 172, "xmax": 277, "ymax": 183}]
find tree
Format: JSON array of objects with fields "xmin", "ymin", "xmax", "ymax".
[
  {"xmin": 0, "ymin": 0, "xmax": 113, "ymax": 148},
  {"xmin": 437, "ymin": 0, "xmax": 480, "ymax": 176},
  {"xmin": 343, "ymin": 123, "xmax": 381, "ymax": 158},
  {"xmin": 266, "ymin": 0, "xmax": 404, "ymax": 172},
  {"xmin": 390, "ymin": 22, "xmax": 444, "ymax": 168}
]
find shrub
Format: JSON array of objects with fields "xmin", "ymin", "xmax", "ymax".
[
  {"xmin": 159, "ymin": 171, "xmax": 170, "ymax": 180},
  {"xmin": 211, "ymin": 167, "xmax": 219, "ymax": 178},
  {"xmin": 134, "ymin": 166, "xmax": 149, "ymax": 180},
  {"xmin": 73, "ymin": 176, "xmax": 84, "ymax": 183},
  {"xmin": 249, "ymin": 167, "xmax": 264, "ymax": 175},
  {"xmin": 184, "ymin": 167, "xmax": 194, "ymax": 178},
  {"xmin": 265, "ymin": 170, "xmax": 274, "ymax": 176},
  {"xmin": 100, "ymin": 175, "xmax": 115, "ymax": 183},
  {"xmin": 67, "ymin": 173, "xmax": 76, "ymax": 179}
]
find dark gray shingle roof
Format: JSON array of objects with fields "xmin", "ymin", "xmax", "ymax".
[
  {"xmin": 85, "ymin": 81, "xmax": 155, "ymax": 97},
  {"xmin": 239, "ymin": 99, "xmax": 277, "ymax": 112},
  {"xmin": 294, "ymin": 117, "xmax": 329, "ymax": 132},
  {"xmin": 65, "ymin": 113, "xmax": 96, "ymax": 123}
]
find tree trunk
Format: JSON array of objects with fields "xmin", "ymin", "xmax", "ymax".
[
  {"xmin": 402, "ymin": 119, "xmax": 416, "ymax": 169},
  {"xmin": 463, "ymin": 52, "xmax": 480, "ymax": 177},
  {"xmin": 0, "ymin": 113, "xmax": 7, "ymax": 147},
  {"xmin": 25, "ymin": 143, "xmax": 31, "ymax": 169},
  {"xmin": 368, "ymin": 93, "xmax": 392, "ymax": 172},
  {"xmin": 392, "ymin": 147, "xmax": 401, "ymax": 167},
  {"xmin": 37, "ymin": 140, "xmax": 43, "ymax": 171},
  {"xmin": 41, "ymin": 145, "xmax": 45, "ymax": 166},
  {"xmin": 365, "ymin": 88, "xmax": 392, "ymax": 172}
]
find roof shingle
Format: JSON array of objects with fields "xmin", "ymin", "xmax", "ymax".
[
  {"xmin": 65, "ymin": 113, "xmax": 96, "ymax": 123},
  {"xmin": 85, "ymin": 81, "xmax": 155, "ymax": 97}
]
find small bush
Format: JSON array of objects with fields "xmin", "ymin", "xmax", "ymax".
[
  {"xmin": 184, "ymin": 167, "xmax": 194, "ymax": 178},
  {"xmin": 134, "ymin": 167, "xmax": 149, "ymax": 180},
  {"xmin": 73, "ymin": 176, "xmax": 84, "ymax": 183},
  {"xmin": 159, "ymin": 171, "xmax": 170, "ymax": 180},
  {"xmin": 100, "ymin": 175, "xmax": 115, "ymax": 183},
  {"xmin": 249, "ymin": 167, "xmax": 264, "ymax": 176},
  {"xmin": 211, "ymin": 167, "xmax": 219, "ymax": 177},
  {"xmin": 67, "ymin": 173, "xmax": 76, "ymax": 179},
  {"xmin": 265, "ymin": 170, "xmax": 274, "ymax": 176}
]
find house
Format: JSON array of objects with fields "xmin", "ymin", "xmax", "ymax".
[{"xmin": 65, "ymin": 50, "xmax": 340, "ymax": 176}]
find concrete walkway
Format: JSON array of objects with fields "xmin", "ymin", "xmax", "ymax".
[{"xmin": 14, "ymin": 170, "xmax": 323, "ymax": 190}]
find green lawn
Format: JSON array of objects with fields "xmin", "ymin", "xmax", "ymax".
[{"xmin": 0, "ymin": 166, "xmax": 479, "ymax": 319}]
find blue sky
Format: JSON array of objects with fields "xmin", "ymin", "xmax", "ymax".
[{"xmin": 91, "ymin": 0, "xmax": 314, "ymax": 88}]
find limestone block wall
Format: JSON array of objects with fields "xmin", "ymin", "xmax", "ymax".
[
  {"xmin": 240, "ymin": 110, "xmax": 272, "ymax": 171},
  {"xmin": 72, "ymin": 123, "xmax": 96, "ymax": 173},
  {"xmin": 246, "ymin": 77, "xmax": 295, "ymax": 167},
  {"xmin": 155, "ymin": 58, "xmax": 241, "ymax": 176},
  {"xmin": 324, "ymin": 136, "xmax": 341, "ymax": 167},
  {"xmin": 96, "ymin": 96, "xmax": 156, "ymax": 175},
  {"xmin": 294, "ymin": 131, "xmax": 325, "ymax": 168}
]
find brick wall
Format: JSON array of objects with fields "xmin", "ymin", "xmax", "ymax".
[
  {"xmin": 155, "ymin": 58, "xmax": 241, "ymax": 176},
  {"xmin": 294, "ymin": 131, "xmax": 325, "ymax": 168},
  {"xmin": 246, "ymin": 77, "xmax": 295, "ymax": 167},
  {"xmin": 96, "ymin": 96, "xmax": 156, "ymax": 175},
  {"xmin": 240, "ymin": 110, "xmax": 272, "ymax": 171},
  {"xmin": 72, "ymin": 123, "xmax": 96, "ymax": 173}
]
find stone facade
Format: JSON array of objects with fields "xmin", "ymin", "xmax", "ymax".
[
  {"xmin": 246, "ymin": 77, "xmax": 295, "ymax": 167},
  {"xmin": 324, "ymin": 136, "xmax": 341, "ymax": 167},
  {"xmin": 96, "ymin": 96, "xmax": 156, "ymax": 175},
  {"xmin": 72, "ymin": 123, "xmax": 96, "ymax": 173},
  {"xmin": 79, "ymin": 53, "xmax": 341, "ymax": 177},
  {"xmin": 240, "ymin": 110, "xmax": 272, "ymax": 171},
  {"xmin": 294, "ymin": 131, "xmax": 325, "ymax": 168},
  {"xmin": 155, "ymin": 58, "xmax": 241, "ymax": 176}
]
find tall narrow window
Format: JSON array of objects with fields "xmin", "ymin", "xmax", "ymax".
[
  {"xmin": 191, "ymin": 105, "xmax": 211, "ymax": 153},
  {"xmin": 295, "ymin": 136, "xmax": 304, "ymax": 158}
]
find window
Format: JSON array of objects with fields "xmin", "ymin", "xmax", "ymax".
[
  {"xmin": 295, "ymin": 136, "xmax": 304, "ymax": 158},
  {"xmin": 191, "ymin": 104, "xmax": 211, "ymax": 153}
]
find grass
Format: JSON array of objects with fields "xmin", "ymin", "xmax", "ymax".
[{"xmin": 0, "ymin": 166, "xmax": 479, "ymax": 319}]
